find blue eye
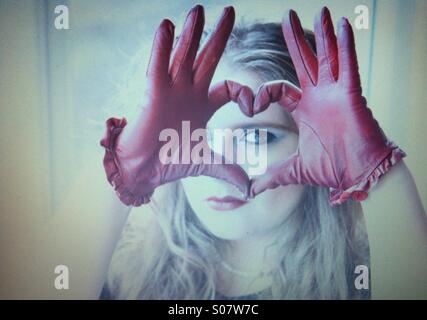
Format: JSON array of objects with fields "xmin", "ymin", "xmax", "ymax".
[{"xmin": 243, "ymin": 129, "xmax": 277, "ymax": 145}]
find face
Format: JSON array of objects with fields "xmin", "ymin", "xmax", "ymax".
[{"xmin": 181, "ymin": 60, "xmax": 305, "ymax": 240}]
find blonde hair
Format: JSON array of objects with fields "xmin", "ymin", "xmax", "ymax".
[{"xmin": 105, "ymin": 22, "xmax": 370, "ymax": 299}]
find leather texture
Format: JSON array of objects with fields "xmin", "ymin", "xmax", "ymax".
[
  {"xmin": 100, "ymin": 6, "xmax": 254, "ymax": 206},
  {"xmin": 249, "ymin": 7, "xmax": 406, "ymax": 205}
]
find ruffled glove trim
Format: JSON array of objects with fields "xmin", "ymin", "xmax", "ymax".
[
  {"xmin": 100, "ymin": 117, "xmax": 152, "ymax": 206},
  {"xmin": 329, "ymin": 144, "xmax": 406, "ymax": 206}
]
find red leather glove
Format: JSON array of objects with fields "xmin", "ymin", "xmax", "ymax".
[
  {"xmin": 100, "ymin": 5, "xmax": 254, "ymax": 206},
  {"xmin": 250, "ymin": 7, "xmax": 406, "ymax": 205}
]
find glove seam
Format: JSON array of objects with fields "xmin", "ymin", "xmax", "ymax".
[
  {"xmin": 299, "ymin": 119, "xmax": 341, "ymax": 187},
  {"xmin": 289, "ymin": 16, "xmax": 316, "ymax": 86},
  {"xmin": 320, "ymin": 17, "xmax": 335, "ymax": 81}
]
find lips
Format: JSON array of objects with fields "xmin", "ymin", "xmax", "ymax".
[{"xmin": 205, "ymin": 195, "xmax": 248, "ymax": 211}]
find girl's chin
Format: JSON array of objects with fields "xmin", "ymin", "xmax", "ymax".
[
  {"xmin": 202, "ymin": 227, "xmax": 257, "ymax": 241},
  {"xmin": 194, "ymin": 207, "xmax": 266, "ymax": 240}
]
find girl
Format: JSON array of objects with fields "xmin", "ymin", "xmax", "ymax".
[{"xmin": 95, "ymin": 5, "xmax": 426, "ymax": 299}]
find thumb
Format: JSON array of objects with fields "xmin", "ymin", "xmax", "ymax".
[
  {"xmin": 250, "ymin": 152, "xmax": 301, "ymax": 198},
  {"xmin": 208, "ymin": 80, "xmax": 254, "ymax": 117},
  {"xmin": 192, "ymin": 156, "xmax": 250, "ymax": 198}
]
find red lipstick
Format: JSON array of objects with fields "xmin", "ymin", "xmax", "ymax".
[{"xmin": 205, "ymin": 196, "xmax": 248, "ymax": 211}]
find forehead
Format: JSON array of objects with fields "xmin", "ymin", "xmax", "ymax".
[{"xmin": 208, "ymin": 60, "xmax": 291, "ymax": 130}]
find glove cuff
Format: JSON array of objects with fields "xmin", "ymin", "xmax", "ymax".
[
  {"xmin": 329, "ymin": 142, "xmax": 407, "ymax": 206},
  {"xmin": 100, "ymin": 117, "xmax": 152, "ymax": 206}
]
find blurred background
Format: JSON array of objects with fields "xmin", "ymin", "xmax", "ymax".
[{"xmin": 0, "ymin": 0, "xmax": 426, "ymax": 298}]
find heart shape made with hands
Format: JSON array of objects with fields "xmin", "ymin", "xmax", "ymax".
[
  {"xmin": 220, "ymin": 80, "xmax": 303, "ymax": 199},
  {"xmin": 101, "ymin": 5, "xmax": 405, "ymax": 207},
  {"xmin": 149, "ymin": 78, "xmax": 302, "ymax": 200}
]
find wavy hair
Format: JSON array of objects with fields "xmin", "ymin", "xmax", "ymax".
[{"xmin": 105, "ymin": 22, "xmax": 370, "ymax": 300}]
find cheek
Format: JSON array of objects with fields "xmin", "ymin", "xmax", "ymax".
[
  {"xmin": 179, "ymin": 132, "xmax": 304, "ymax": 240},
  {"xmin": 267, "ymin": 132, "xmax": 298, "ymax": 165},
  {"xmin": 237, "ymin": 132, "xmax": 298, "ymax": 178},
  {"xmin": 181, "ymin": 176, "xmax": 211, "ymax": 201},
  {"xmin": 246, "ymin": 132, "xmax": 303, "ymax": 230}
]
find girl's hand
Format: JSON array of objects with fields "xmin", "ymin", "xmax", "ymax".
[
  {"xmin": 100, "ymin": 5, "xmax": 253, "ymax": 206},
  {"xmin": 250, "ymin": 7, "xmax": 406, "ymax": 205}
]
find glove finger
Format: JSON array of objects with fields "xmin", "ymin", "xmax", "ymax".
[
  {"xmin": 208, "ymin": 80, "xmax": 254, "ymax": 118},
  {"xmin": 192, "ymin": 153, "xmax": 250, "ymax": 198},
  {"xmin": 314, "ymin": 7, "xmax": 338, "ymax": 83},
  {"xmin": 159, "ymin": 148, "xmax": 250, "ymax": 198},
  {"xmin": 169, "ymin": 5, "xmax": 204, "ymax": 83},
  {"xmin": 146, "ymin": 19, "xmax": 175, "ymax": 87},
  {"xmin": 193, "ymin": 6, "xmax": 235, "ymax": 88},
  {"xmin": 282, "ymin": 9, "xmax": 318, "ymax": 87},
  {"xmin": 254, "ymin": 80, "xmax": 301, "ymax": 114},
  {"xmin": 337, "ymin": 17, "xmax": 361, "ymax": 88},
  {"xmin": 249, "ymin": 152, "xmax": 300, "ymax": 198}
]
